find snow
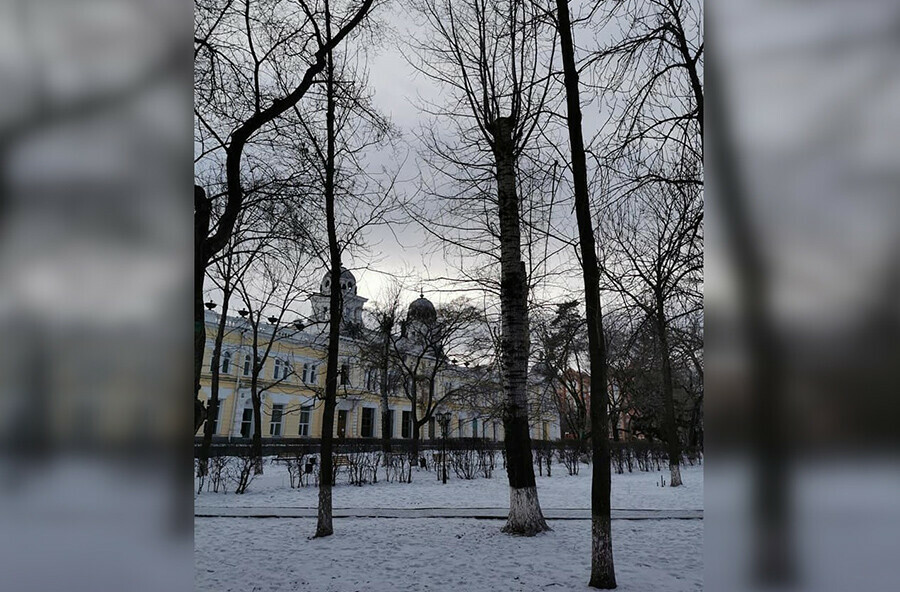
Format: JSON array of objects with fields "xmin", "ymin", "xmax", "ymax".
[
  {"xmin": 196, "ymin": 459, "xmax": 703, "ymax": 590},
  {"xmin": 195, "ymin": 460, "xmax": 704, "ymax": 511},
  {"xmin": 195, "ymin": 517, "xmax": 703, "ymax": 592}
]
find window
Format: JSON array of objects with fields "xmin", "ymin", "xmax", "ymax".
[
  {"xmin": 221, "ymin": 351, "xmax": 232, "ymax": 374},
  {"xmin": 428, "ymin": 416, "xmax": 436, "ymax": 439},
  {"xmin": 209, "ymin": 400, "xmax": 221, "ymax": 435},
  {"xmin": 365, "ymin": 368, "xmax": 378, "ymax": 392},
  {"xmin": 492, "ymin": 422, "xmax": 498, "ymax": 441},
  {"xmin": 340, "ymin": 363, "xmax": 350, "ymax": 386},
  {"xmin": 337, "ymin": 410, "xmax": 348, "ymax": 438},
  {"xmin": 274, "ymin": 359, "xmax": 284, "ymax": 380},
  {"xmin": 402, "ymin": 410, "xmax": 412, "ymax": 439},
  {"xmin": 457, "ymin": 417, "xmax": 464, "ymax": 437},
  {"xmin": 243, "ymin": 354, "xmax": 252, "ymax": 376},
  {"xmin": 269, "ymin": 404, "xmax": 284, "ymax": 436},
  {"xmin": 302, "ymin": 363, "xmax": 318, "ymax": 385},
  {"xmin": 361, "ymin": 408, "xmax": 375, "ymax": 438},
  {"xmin": 472, "ymin": 418, "xmax": 478, "ymax": 439},
  {"xmin": 298, "ymin": 405, "xmax": 311, "ymax": 437},
  {"xmin": 240, "ymin": 408, "xmax": 253, "ymax": 438},
  {"xmin": 388, "ymin": 371, "xmax": 402, "ymax": 395}
]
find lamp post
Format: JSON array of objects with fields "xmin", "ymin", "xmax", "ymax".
[{"xmin": 437, "ymin": 411, "xmax": 451, "ymax": 484}]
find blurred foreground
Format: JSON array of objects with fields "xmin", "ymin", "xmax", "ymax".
[{"xmin": 707, "ymin": 0, "xmax": 900, "ymax": 590}]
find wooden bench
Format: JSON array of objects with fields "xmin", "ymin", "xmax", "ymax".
[{"xmin": 333, "ymin": 454, "xmax": 351, "ymax": 468}]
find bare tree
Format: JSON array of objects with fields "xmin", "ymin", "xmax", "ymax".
[
  {"xmin": 193, "ymin": 0, "xmax": 379, "ymax": 432},
  {"xmin": 198, "ymin": 202, "xmax": 278, "ymax": 475},
  {"xmin": 588, "ymin": 0, "xmax": 703, "ymax": 197},
  {"xmin": 273, "ymin": 1, "xmax": 399, "ymax": 539},
  {"xmin": 533, "ymin": 301, "xmax": 591, "ymax": 443},
  {"xmin": 408, "ymin": 0, "xmax": 558, "ymax": 536},
  {"xmin": 601, "ymin": 182, "xmax": 702, "ymax": 486},
  {"xmin": 234, "ymin": 248, "xmax": 309, "ymax": 472},
  {"xmin": 391, "ymin": 297, "xmax": 485, "ymax": 460},
  {"xmin": 358, "ymin": 281, "xmax": 406, "ymax": 456},
  {"xmin": 549, "ymin": 0, "xmax": 619, "ymax": 583}
]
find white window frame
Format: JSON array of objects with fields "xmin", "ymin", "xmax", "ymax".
[
  {"xmin": 240, "ymin": 407, "xmax": 253, "ymax": 438},
  {"xmin": 298, "ymin": 405, "xmax": 312, "ymax": 436},
  {"xmin": 269, "ymin": 404, "xmax": 284, "ymax": 437}
]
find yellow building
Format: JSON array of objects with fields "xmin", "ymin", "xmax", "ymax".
[{"xmin": 197, "ymin": 269, "xmax": 560, "ymax": 443}]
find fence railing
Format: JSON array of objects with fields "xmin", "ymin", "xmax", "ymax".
[{"xmin": 194, "ymin": 436, "xmax": 701, "ymax": 460}]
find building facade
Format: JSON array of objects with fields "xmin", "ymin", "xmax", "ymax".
[{"xmin": 197, "ymin": 270, "xmax": 560, "ymax": 443}]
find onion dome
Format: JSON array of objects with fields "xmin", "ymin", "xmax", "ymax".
[{"xmin": 407, "ymin": 291, "xmax": 436, "ymax": 324}]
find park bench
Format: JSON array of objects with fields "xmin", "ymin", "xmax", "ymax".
[{"xmin": 333, "ymin": 454, "xmax": 351, "ymax": 468}]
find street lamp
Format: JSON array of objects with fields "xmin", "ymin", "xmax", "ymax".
[
  {"xmin": 205, "ymin": 300, "xmax": 216, "ymax": 310},
  {"xmin": 437, "ymin": 411, "xmax": 452, "ymax": 484},
  {"xmin": 238, "ymin": 309, "xmax": 249, "ymax": 318}
]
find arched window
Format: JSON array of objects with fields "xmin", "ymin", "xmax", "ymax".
[
  {"xmin": 221, "ymin": 351, "xmax": 232, "ymax": 374},
  {"xmin": 243, "ymin": 354, "xmax": 252, "ymax": 376}
]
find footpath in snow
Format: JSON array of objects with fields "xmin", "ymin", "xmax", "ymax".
[{"xmin": 195, "ymin": 506, "xmax": 702, "ymax": 519}]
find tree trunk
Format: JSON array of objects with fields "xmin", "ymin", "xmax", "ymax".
[
  {"xmin": 409, "ymin": 383, "xmax": 420, "ymax": 462},
  {"xmin": 380, "ymin": 323, "xmax": 392, "ymax": 456},
  {"xmin": 194, "ymin": 185, "xmax": 211, "ymax": 434},
  {"xmin": 556, "ymin": 2, "xmax": 616, "ymax": 586},
  {"xmin": 250, "ymin": 372, "xmax": 263, "ymax": 475},
  {"xmin": 198, "ymin": 288, "xmax": 232, "ymax": 476},
  {"xmin": 492, "ymin": 116, "xmax": 549, "ymax": 536},
  {"xmin": 654, "ymin": 291, "xmax": 682, "ymax": 487},
  {"xmin": 315, "ymin": 16, "xmax": 340, "ymax": 538},
  {"xmin": 706, "ymin": 39, "xmax": 791, "ymax": 583},
  {"xmin": 410, "ymin": 411, "xmax": 420, "ymax": 463}
]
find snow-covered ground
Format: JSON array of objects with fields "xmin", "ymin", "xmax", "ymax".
[
  {"xmin": 196, "ymin": 517, "xmax": 703, "ymax": 592},
  {"xmin": 196, "ymin": 460, "xmax": 703, "ymax": 591},
  {"xmin": 195, "ymin": 460, "xmax": 704, "ymax": 510}
]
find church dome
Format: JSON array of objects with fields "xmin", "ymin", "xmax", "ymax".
[
  {"xmin": 321, "ymin": 267, "xmax": 357, "ymax": 295},
  {"xmin": 407, "ymin": 292, "xmax": 436, "ymax": 324}
]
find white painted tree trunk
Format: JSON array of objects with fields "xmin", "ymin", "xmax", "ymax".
[
  {"xmin": 669, "ymin": 462, "xmax": 683, "ymax": 487},
  {"xmin": 503, "ymin": 486, "xmax": 550, "ymax": 536},
  {"xmin": 315, "ymin": 483, "xmax": 333, "ymax": 537},
  {"xmin": 589, "ymin": 513, "xmax": 616, "ymax": 588}
]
